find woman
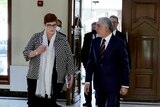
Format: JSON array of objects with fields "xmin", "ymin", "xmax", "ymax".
[{"xmin": 23, "ymin": 13, "xmax": 74, "ymax": 107}]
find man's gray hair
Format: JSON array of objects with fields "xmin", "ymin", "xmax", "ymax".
[{"xmin": 99, "ymin": 17, "xmax": 113, "ymax": 32}]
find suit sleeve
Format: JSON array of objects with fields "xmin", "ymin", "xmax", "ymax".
[
  {"xmin": 81, "ymin": 34, "xmax": 90, "ymax": 68},
  {"xmin": 119, "ymin": 41, "xmax": 130, "ymax": 87},
  {"xmin": 121, "ymin": 32, "xmax": 131, "ymax": 69}
]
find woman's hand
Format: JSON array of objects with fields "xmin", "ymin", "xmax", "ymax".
[
  {"xmin": 28, "ymin": 45, "xmax": 47, "ymax": 58},
  {"xmin": 36, "ymin": 45, "xmax": 47, "ymax": 54},
  {"xmin": 84, "ymin": 83, "xmax": 90, "ymax": 95},
  {"xmin": 68, "ymin": 74, "xmax": 74, "ymax": 89}
]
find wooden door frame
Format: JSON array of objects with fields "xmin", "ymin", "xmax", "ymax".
[{"xmin": 68, "ymin": 0, "xmax": 82, "ymax": 46}]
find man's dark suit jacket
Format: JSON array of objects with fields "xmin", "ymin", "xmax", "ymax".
[
  {"xmin": 81, "ymin": 32, "xmax": 95, "ymax": 68},
  {"xmin": 85, "ymin": 35, "xmax": 130, "ymax": 92},
  {"xmin": 115, "ymin": 30, "xmax": 131, "ymax": 69}
]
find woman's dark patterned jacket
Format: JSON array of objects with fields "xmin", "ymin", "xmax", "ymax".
[{"xmin": 23, "ymin": 30, "xmax": 75, "ymax": 83}]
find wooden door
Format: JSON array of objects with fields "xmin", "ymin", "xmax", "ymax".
[{"xmin": 123, "ymin": 0, "xmax": 160, "ymax": 100}]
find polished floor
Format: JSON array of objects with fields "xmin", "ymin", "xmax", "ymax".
[
  {"xmin": 0, "ymin": 96, "xmax": 160, "ymax": 107},
  {"xmin": 0, "ymin": 89, "xmax": 160, "ymax": 107},
  {"xmin": 1, "ymin": 67, "xmax": 160, "ymax": 107}
]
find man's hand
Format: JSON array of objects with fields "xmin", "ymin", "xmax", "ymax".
[
  {"xmin": 84, "ymin": 83, "xmax": 90, "ymax": 95},
  {"xmin": 120, "ymin": 87, "xmax": 128, "ymax": 95}
]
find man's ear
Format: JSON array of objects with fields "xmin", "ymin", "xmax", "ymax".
[
  {"xmin": 106, "ymin": 26, "xmax": 110, "ymax": 32},
  {"xmin": 117, "ymin": 22, "xmax": 119, "ymax": 25}
]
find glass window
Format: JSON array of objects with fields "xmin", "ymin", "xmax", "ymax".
[{"xmin": 0, "ymin": 0, "xmax": 8, "ymax": 77}]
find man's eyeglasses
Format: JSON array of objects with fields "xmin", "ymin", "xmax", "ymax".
[{"xmin": 46, "ymin": 24, "xmax": 57, "ymax": 28}]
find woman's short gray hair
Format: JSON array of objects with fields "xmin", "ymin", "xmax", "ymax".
[{"xmin": 99, "ymin": 17, "xmax": 113, "ymax": 32}]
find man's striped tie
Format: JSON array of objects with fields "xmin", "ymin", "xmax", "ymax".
[{"xmin": 100, "ymin": 39, "xmax": 106, "ymax": 62}]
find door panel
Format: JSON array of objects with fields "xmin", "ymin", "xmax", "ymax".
[{"xmin": 123, "ymin": 0, "xmax": 160, "ymax": 100}]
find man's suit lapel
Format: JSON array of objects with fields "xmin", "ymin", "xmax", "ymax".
[
  {"xmin": 93, "ymin": 35, "xmax": 115, "ymax": 64},
  {"xmin": 115, "ymin": 30, "xmax": 120, "ymax": 38},
  {"xmin": 103, "ymin": 35, "xmax": 114, "ymax": 60},
  {"xmin": 94, "ymin": 37, "xmax": 101, "ymax": 62}
]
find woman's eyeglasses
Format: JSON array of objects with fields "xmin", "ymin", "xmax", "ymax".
[{"xmin": 46, "ymin": 24, "xmax": 57, "ymax": 28}]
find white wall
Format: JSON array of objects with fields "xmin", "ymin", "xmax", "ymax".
[
  {"xmin": 12, "ymin": 0, "xmax": 68, "ymax": 65},
  {"xmin": 10, "ymin": 66, "xmax": 28, "ymax": 91}
]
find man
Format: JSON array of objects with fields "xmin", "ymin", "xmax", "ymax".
[
  {"xmin": 56, "ymin": 19, "xmax": 62, "ymax": 32},
  {"xmin": 84, "ymin": 17, "xmax": 130, "ymax": 107},
  {"xmin": 109, "ymin": 15, "xmax": 126, "ymax": 42},
  {"xmin": 81, "ymin": 22, "xmax": 97, "ymax": 107},
  {"xmin": 56, "ymin": 19, "xmax": 66, "ymax": 37},
  {"xmin": 109, "ymin": 15, "xmax": 131, "ymax": 69},
  {"xmin": 109, "ymin": 15, "xmax": 131, "ymax": 107},
  {"xmin": 81, "ymin": 22, "xmax": 97, "ymax": 68}
]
